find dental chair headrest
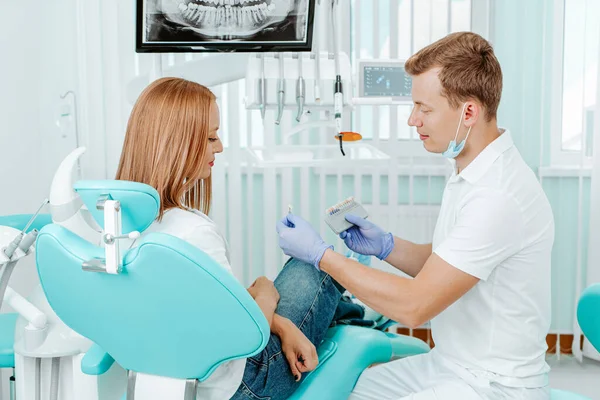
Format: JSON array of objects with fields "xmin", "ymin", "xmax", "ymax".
[{"xmin": 74, "ymin": 180, "xmax": 160, "ymax": 234}]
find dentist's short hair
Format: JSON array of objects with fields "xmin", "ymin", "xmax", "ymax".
[{"xmin": 405, "ymin": 31, "xmax": 502, "ymax": 122}]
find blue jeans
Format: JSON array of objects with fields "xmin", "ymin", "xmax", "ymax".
[{"xmin": 230, "ymin": 258, "xmax": 342, "ymax": 400}]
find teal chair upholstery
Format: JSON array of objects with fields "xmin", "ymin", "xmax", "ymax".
[
  {"xmin": 548, "ymin": 283, "xmax": 600, "ymax": 399},
  {"xmin": 577, "ymin": 284, "xmax": 600, "ymax": 353},
  {"xmin": 289, "ymin": 326, "xmax": 429, "ymax": 399},
  {"xmin": 73, "ymin": 181, "xmax": 159, "ymax": 234},
  {"xmin": 37, "ymin": 224, "xmax": 270, "ymax": 380},
  {"xmin": 0, "ymin": 214, "xmax": 53, "ymax": 233},
  {"xmin": 0, "ymin": 314, "xmax": 18, "ymax": 368},
  {"xmin": 35, "ymin": 180, "xmax": 431, "ymax": 398},
  {"xmin": 36, "ymin": 181, "xmax": 270, "ymax": 380},
  {"xmin": 545, "ymin": 283, "xmax": 600, "ymax": 399}
]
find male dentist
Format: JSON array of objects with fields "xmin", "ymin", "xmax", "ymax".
[{"xmin": 276, "ymin": 31, "xmax": 554, "ymax": 399}]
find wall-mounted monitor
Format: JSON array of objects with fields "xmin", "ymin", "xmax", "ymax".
[
  {"xmin": 357, "ymin": 59, "xmax": 412, "ymax": 101},
  {"xmin": 137, "ymin": 0, "xmax": 316, "ymax": 53}
]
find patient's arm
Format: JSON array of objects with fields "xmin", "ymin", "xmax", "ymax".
[
  {"xmin": 247, "ymin": 277, "xmax": 280, "ymax": 327},
  {"xmin": 253, "ymin": 295, "xmax": 278, "ymax": 328},
  {"xmin": 272, "ymin": 314, "xmax": 318, "ymax": 381}
]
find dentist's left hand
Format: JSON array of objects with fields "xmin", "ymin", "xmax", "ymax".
[{"xmin": 276, "ymin": 214, "xmax": 333, "ymax": 269}]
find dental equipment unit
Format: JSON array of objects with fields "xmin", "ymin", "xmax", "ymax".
[
  {"xmin": 276, "ymin": 53, "xmax": 285, "ymax": 125},
  {"xmin": 296, "ymin": 53, "xmax": 306, "ymax": 122}
]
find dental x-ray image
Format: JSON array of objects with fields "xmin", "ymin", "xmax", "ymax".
[{"xmin": 137, "ymin": 0, "xmax": 315, "ymax": 52}]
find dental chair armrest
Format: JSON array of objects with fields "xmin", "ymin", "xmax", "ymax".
[
  {"xmin": 82, "ymin": 344, "xmax": 115, "ymax": 375},
  {"xmin": 385, "ymin": 331, "xmax": 430, "ymax": 359}
]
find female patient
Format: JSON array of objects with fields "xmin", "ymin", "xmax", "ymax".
[{"xmin": 115, "ymin": 77, "xmax": 341, "ymax": 400}]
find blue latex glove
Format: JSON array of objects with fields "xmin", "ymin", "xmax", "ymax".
[
  {"xmin": 339, "ymin": 214, "xmax": 394, "ymax": 260},
  {"xmin": 276, "ymin": 214, "xmax": 333, "ymax": 269}
]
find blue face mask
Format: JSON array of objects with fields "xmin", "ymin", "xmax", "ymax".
[{"xmin": 442, "ymin": 103, "xmax": 472, "ymax": 159}]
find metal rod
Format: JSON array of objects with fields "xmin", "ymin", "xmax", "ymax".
[{"xmin": 22, "ymin": 199, "xmax": 49, "ymax": 234}]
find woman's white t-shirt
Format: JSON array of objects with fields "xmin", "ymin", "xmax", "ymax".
[{"xmin": 138, "ymin": 207, "xmax": 245, "ymax": 400}]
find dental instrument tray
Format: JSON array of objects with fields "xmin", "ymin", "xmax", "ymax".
[{"xmin": 324, "ymin": 197, "xmax": 368, "ymax": 235}]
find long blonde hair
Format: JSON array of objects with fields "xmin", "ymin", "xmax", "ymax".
[{"xmin": 115, "ymin": 77, "xmax": 216, "ymax": 219}]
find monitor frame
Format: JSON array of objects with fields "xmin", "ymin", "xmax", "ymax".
[{"xmin": 136, "ymin": 0, "xmax": 317, "ymax": 53}]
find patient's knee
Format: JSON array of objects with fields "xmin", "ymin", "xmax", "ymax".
[{"xmin": 275, "ymin": 258, "xmax": 324, "ymax": 293}]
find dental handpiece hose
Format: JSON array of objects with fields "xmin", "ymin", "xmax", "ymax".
[
  {"xmin": 0, "ymin": 199, "xmax": 46, "ymax": 313},
  {"xmin": 276, "ymin": 54, "xmax": 285, "ymax": 125},
  {"xmin": 2, "ymin": 235, "xmax": 22, "ymax": 261},
  {"xmin": 0, "ymin": 231, "xmax": 40, "ymax": 314},
  {"xmin": 2, "ymin": 198, "xmax": 48, "ymax": 259}
]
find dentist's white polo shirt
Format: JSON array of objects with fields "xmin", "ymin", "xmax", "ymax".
[{"xmin": 431, "ymin": 129, "xmax": 554, "ymax": 388}]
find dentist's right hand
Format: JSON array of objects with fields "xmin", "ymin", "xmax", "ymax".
[
  {"xmin": 276, "ymin": 214, "xmax": 333, "ymax": 269},
  {"xmin": 340, "ymin": 214, "xmax": 394, "ymax": 260}
]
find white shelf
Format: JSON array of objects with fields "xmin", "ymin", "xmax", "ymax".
[{"xmin": 245, "ymin": 143, "xmax": 390, "ymax": 168}]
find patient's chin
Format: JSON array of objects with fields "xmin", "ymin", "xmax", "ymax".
[{"xmin": 198, "ymin": 170, "xmax": 211, "ymax": 180}]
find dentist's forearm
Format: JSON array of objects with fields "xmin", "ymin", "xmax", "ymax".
[
  {"xmin": 319, "ymin": 249, "xmax": 422, "ymax": 328},
  {"xmin": 384, "ymin": 237, "xmax": 432, "ymax": 278}
]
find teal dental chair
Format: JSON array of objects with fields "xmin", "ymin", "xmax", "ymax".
[
  {"xmin": 4, "ymin": 194, "xmax": 600, "ymax": 399},
  {"xmin": 546, "ymin": 283, "xmax": 600, "ymax": 400},
  {"xmin": 34, "ymin": 180, "xmax": 430, "ymax": 399}
]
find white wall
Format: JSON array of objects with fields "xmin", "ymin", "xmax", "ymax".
[
  {"xmin": 0, "ymin": 3, "xmax": 44, "ymax": 214},
  {"xmin": 0, "ymin": 0, "xmax": 81, "ymax": 291},
  {"xmin": 37, "ymin": 0, "xmax": 84, "ymax": 191},
  {"xmin": 0, "ymin": 0, "xmax": 81, "ymax": 214},
  {"xmin": 0, "ymin": 1, "xmax": 81, "ymax": 394}
]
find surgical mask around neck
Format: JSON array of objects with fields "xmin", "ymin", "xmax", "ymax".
[{"xmin": 442, "ymin": 103, "xmax": 472, "ymax": 159}]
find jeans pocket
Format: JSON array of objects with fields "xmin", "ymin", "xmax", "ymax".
[{"xmin": 239, "ymin": 381, "xmax": 272, "ymax": 400}]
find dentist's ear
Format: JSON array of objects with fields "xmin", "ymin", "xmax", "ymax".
[{"xmin": 463, "ymin": 102, "xmax": 480, "ymax": 128}]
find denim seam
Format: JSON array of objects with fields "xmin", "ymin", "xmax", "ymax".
[
  {"xmin": 267, "ymin": 350, "xmax": 283, "ymax": 362},
  {"xmin": 297, "ymin": 273, "xmax": 331, "ymax": 332},
  {"xmin": 240, "ymin": 381, "xmax": 271, "ymax": 400},
  {"xmin": 247, "ymin": 356, "xmax": 269, "ymax": 368}
]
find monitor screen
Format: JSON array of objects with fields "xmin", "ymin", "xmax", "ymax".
[
  {"xmin": 360, "ymin": 63, "xmax": 412, "ymax": 98},
  {"xmin": 137, "ymin": 0, "xmax": 316, "ymax": 53}
]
